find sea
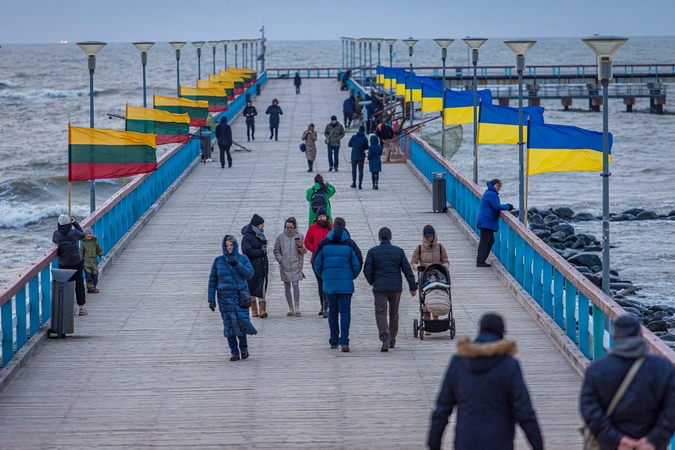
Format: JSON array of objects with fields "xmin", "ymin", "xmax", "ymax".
[{"xmin": 0, "ymin": 38, "xmax": 674, "ymax": 305}]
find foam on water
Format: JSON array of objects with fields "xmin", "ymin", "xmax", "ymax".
[
  {"xmin": 0, "ymin": 200, "xmax": 89, "ymax": 228},
  {"xmin": 0, "ymin": 88, "xmax": 106, "ymax": 99},
  {"xmin": 0, "ymin": 80, "xmax": 21, "ymax": 88}
]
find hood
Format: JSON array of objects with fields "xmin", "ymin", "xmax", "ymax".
[
  {"xmin": 456, "ymin": 334, "xmax": 517, "ymax": 375},
  {"xmin": 220, "ymin": 116, "xmax": 228, "ymax": 124},
  {"xmin": 370, "ymin": 135, "xmax": 379, "ymax": 145},
  {"xmin": 241, "ymin": 223, "xmax": 254, "ymax": 236},
  {"xmin": 356, "ymin": 126, "xmax": 365, "ymax": 136},
  {"xmin": 221, "ymin": 235, "xmax": 240, "ymax": 256},
  {"xmin": 486, "ymin": 182, "xmax": 498, "ymax": 194},
  {"xmin": 57, "ymin": 222, "xmax": 72, "ymax": 236},
  {"xmin": 609, "ymin": 336, "xmax": 649, "ymax": 359},
  {"xmin": 327, "ymin": 226, "xmax": 350, "ymax": 243}
]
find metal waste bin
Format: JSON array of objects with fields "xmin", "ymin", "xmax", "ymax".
[
  {"xmin": 255, "ymin": 83, "xmax": 261, "ymax": 96},
  {"xmin": 200, "ymin": 128, "xmax": 212, "ymax": 161},
  {"xmin": 50, "ymin": 268, "xmax": 76, "ymax": 338},
  {"xmin": 432, "ymin": 172, "xmax": 447, "ymax": 213}
]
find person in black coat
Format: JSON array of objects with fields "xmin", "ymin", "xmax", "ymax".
[
  {"xmin": 428, "ymin": 314, "xmax": 543, "ymax": 450},
  {"xmin": 52, "ymin": 214, "xmax": 88, "ymax": 314},
  {"xmin": 294, "ymin": 72, "xmax": 301, "ymax": 94},
  {"xmin": 265, "ymin": 99, "xmax": 283, "ymax": 141},
  {"xmin": 243, "ymin": 101, "xmax": 257, "ymax": 141},
  {"xmin": 241, "ymin": 214, "xmax": 269, "ymax": 318},
  {"xmin": 348, "ymin": 125, "xmax": 369, "ymax": 189},
  {"xmin": 215, "ymin": 116, "xmax": 233, "ymax": 168},
  {"xmin": 580, "ymin": 315, "xmax": 675, "ymax": 450},
  {"xmin": 363, "ymin": 227, "xmax": 417, "ymax": 351}
]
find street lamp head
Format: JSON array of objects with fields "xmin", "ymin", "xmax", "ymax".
[
  {"xmin": 209, "ymin": 41, "xmax": 219, "ymax": 48},
  {"xmin": 463, "ymin": 37, "xmax": 487, "ymax": 64},
  {"xmin": 133, "ymin": 42, "xmax": 154, "ymax": 53},
  {"xmin": 192, "ymin": 41, "xmax": 205, "ymax": 49},
  {"xmin": 434, "ymin": 39, "xmax": 454, "ymax": 49},
  {"xmin": 504, "ymin": 40, "xmax": 536, "ymax": 72},
  {"xmin": 403, "ymin": 38, "xmax": 417, "ymax": 57},
  {"xmin": 374, "ymin": 38, "xmax": 384, "ymax": 45},
  {"xmin": 169, "ymin": 41, "xmax": 186, "ymax": 51},
  {"xmin": 582, "ymin": 36, "xmax": 627, "ymax": 81},
  {"xmin": 385, "ymin": 39, "xmax": 397, "ymax": 46},
  {"xmin": 76, "ymin": 41, "xmax": 107, "ymax": 57},
  {"xmin": 220, "ymin": 40, "xmax": 230, "ymax": 47}
]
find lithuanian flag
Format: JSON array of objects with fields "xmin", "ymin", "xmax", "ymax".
[
  {"xmin": 125, "ymin": 105, "xmax": 191, "ymax": 145},
  {"xmin": 214, "ymin": 72, "xmax": 245, "ymax": 94},
  {"xmin": 197, "ymin": 79, "xmax": 235, "ymax": 100},
  {"xmin": 227, "ymin": 68, "xmax": 254, "ymax": 86},
  {"xmin": 68, "ymin": 126, "xmax": 157, "ymax": 182},
  {"xmin": 153, "ymin": 95, "xmax": 209, "ymax": 128},
  {"xmin": 179, "ymin": 86, "xmax": 228, "ymax": 113}
]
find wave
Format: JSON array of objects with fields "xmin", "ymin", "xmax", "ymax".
[
  {"xmin": 0, "ymin": 88, "xmax": 106, "ymax": 99},
  {"xmin": 0, "ymin": 200, "xmax": 89, "ymax": 229},
  {"xmin": 0, "ymin": 80, "xmax": 20, "ymax": 88}
]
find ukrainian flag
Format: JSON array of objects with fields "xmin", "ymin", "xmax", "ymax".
[
  {"xmin": 478, "ymin": 103, "xmax": 545, "ymax": 145},
  {"xmin": 405, "ymin": 75, "xmax": 429, "ymax": 102},
  {"xmin": 443, "ymin": 89, "xmax": 492, "ymax": 125},
  {"xmin": 395, "ymin": 70, "xmax": 408, "ymax": 96},
  {"xmin": 421, "ymin": 80, "xmax": 444, "ymax": 113},
  {"xmin": 390, "ymin": 68, "xmax": 407, "ymax": 92},
  {"xmin": 376, "ymin": 66, "xmax": 385, "ymax": 85},
  {"xmin": 383, "ymin": 68, "xmax": 395, "ymax": 89},
  {"xmin": 527, "ymin": 123, "xmax": 612, "ymax": 176}
]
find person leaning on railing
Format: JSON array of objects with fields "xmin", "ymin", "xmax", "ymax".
[
  {"xmin": 52, "ymin": 214, "xmax": 88, "ymax": 315},
  {"xmin": 476, "ymin": 179, "xmax": 513, "ymax": 268}
]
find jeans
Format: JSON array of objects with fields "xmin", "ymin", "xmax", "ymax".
[
  {"xmin": 371, "ymin": 172, "xmax": 380, "ymax": 186},
  {"xmin": 374, "ymin": 292, "xmax": 401, "ymax": 345},
  {"xmin": 351, "ymin": 159, "xmax": 364, "ymax": 187},
  {"xmin": 312, "ymin": 264, "xmax": 327, "ymax": 312},
  {"xmin": 327, "ymin": 293, "xmax": 352, "ymax": 347},
  {"xmin": 295, "ymin": 85, "xmax": 300, "ymax": 94},
  {"xmin": 327, "ymin": 145, "xmax": 340, "ymax": 170},
  {"xmin": 477, "ymin": 228, "xmax": 496, "ymax": 265},
  {"xmin": 270, "ymin": 124, "xmax": 279, "ymax": 140},
  {"xmin": 85, "ymin": 271, "xmax": 98, "ymax": 291},
  {"xmin": 226, "ymin": 335, "xmax": 248, "ymax": 357},
  {"xmin": 218, "ymin": 145, "xmax": 232, "ymax": 167},
  {"xmin": 59, "ymin": 260, "xmax": 86, "ymax": 306},
  {"xmin": 246, "ymin": 121, "xmax": 255, "ymax": 140}
]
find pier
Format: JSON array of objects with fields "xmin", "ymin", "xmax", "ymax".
[{"xmin": 1, "ymin": 74, "xmax": 675, "ymax": 448}]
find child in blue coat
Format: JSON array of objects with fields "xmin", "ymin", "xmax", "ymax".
[{"xmin": 368, "ymin": 135, "xmax": 383, "ymax": 189}]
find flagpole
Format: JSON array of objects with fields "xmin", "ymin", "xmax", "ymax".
[
  {"xmin": 67, "ymin": 122, "xmax": 71, "ymax": 217},
  {"xmin": 525, "ymin": 119, "xmax": 531, "ymax": 227}
]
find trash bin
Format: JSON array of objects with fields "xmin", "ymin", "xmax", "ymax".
[
  {"xmin": 50, "ymin": 268, "xmax": 76, "ymax": 338},
  {"xmin": 255, "ymin": 83, "xmax": 261, "ymax": 96},
  {"xmin": 200, "ymin": 128, "xmax": 212, "ymax": 161},
  {"xmin": 432, "ymin": 172, "xmax": 447, "ymax": 213}
]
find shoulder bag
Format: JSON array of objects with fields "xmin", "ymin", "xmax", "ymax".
[{"xmin": 325, "ymin": 126, "xmax": 336, "ymax": 145}]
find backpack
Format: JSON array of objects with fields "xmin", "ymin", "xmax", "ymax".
[{"xmin": 310, "ymin": 188, "xmax": 327, "ymax": 213}]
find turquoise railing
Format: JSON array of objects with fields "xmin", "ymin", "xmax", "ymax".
[{"xmin": 0, "ymin": 73, "xmax": 267, "ymax": 368}]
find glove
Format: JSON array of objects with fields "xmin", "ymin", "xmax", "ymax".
[
  {"xmin": 209, "ymin": 302, "xmax": 216, "ymax": 312},
  {"xmin": 228, "ymin": 255, "xmax": 238, "ymax": 266},
  {"xmin": 507, "ymin": 204, "xmax": 514, "ymax": 211},
  {"xmin": 261, "ymin": 245, "xmax": 267, "ymax": 253}
]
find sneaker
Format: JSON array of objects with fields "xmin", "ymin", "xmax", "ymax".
[
  {"xmin": 87, "ymin": 289, "xmax": 99, "ymax": 294},
  {"xmin": 318, "ymin": 310, "xmax": 324, "ymax": 316},
  {"xmin": 294, "ymin": 310, "xmax": 301, "ymax": 317},
  {"xmin": 78, "ymin": 307, "xmax": 88, "ymax": 316},
  {"xmin": 230, "ymin": 354, "xmax": 240, "ymax": 362},
  {"xmin": 358, "ymin": 186, "xmax": 362, "ymax": 190},
  {"xmin": 341, "ymin": 346, "xmax": 350, "ymax": 352},
  {"xmin": 329, "ymin": 168, "xmax": 333, "ymax": 172},
  {"xmin": 374, "ymin": 185, "xmax": 378, "ymax": 190},
  {"xmin": 381, "ymin": 335, "xmax": 390, "ymax": 352},
  {"xmin": 476, "ymin": 263, "xmax": 491, "ymax": 268},
  {"xmin": 241, "ymin": 351, "xmax": 249, "ymax": 360},
  {"xmin": 330, "ymin": 345, "xmax": 339, "ymax": 349},
  {"xmin": 334, "ymin": 168, "xmax": 339, "ymax": 172},
  {"xmin": 323, "ymin": 311, "xmax": 329, "ymax": 319},
  {"xmin": 350, "ymin": 184, "xmax": 356, "ymax": 188}
]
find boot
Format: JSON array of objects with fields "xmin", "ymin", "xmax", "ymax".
[
  {"xmin": 286, "ymin": 301, "xmax": 295, "ymax": 316},
  {"xmin": 294, "ymin": 300, "xmax": 301, "ymax": 316},
  {"xmin": 251, "ymin": 299, "xmax": 259, "ymax": 317},
  {"xmin": 259, "ymin": 301, "xmax": 268, "ymax": 318}
]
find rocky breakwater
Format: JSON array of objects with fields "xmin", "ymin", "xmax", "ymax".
[{"xmin": 519, "ymin": 206, "xmax": 675, "ymax": 348}]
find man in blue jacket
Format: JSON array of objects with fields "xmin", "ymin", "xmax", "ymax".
[
  {"xmin": 313, "ymin": 217, "xmax": 363, "ymax": 352},
  {"xmin": 215, "ymin": 116, "xmax": 233, "ymax": 168},
  {"xmin": 476, "ymin": 179, "xmax": 512, "ymax": 267},
  {"xmin": 364, "ymin": 227, "xmax": 417, "ymax": 352}
]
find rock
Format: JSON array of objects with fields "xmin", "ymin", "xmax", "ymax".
[
  {"xmin": 574, "ymin": 212, "xmax": 596, "ymax": 221},
  {"xmin": 636, "ymin": 210, "xmax": 659, "ymax": 220},
  {"xmin": 649, "ymin": 305, "xmax": 663, "ymax": 312},
  {"xmin": 561, "ymin": 249, "xmax": 580, "ymax": 259},
  {"xmin": 552, "ymin": 224, "xmax": 575, "ymax": 238},
  {"xmin": 616, "ymin": 287, "xmax": 637, "ymax": 297},
  {"xmin": 564, "ymin": 239, "xmax": 577, "ymax": 248},
  {"xmin": 529, "ymin": 223, "xmax": 550, "ymax": 231},
  {"xmin": 576, "ymin": 233, "xmax": 598, "ymax": 246},
  {"xmin": 610, "ymin": 269, "xmax": 619, "ymax": 276},
  {"xmin": 543, "ymin": 214, "xmax": 560, "ymax": 226},
  {"xmin": 614, "ymin": 298, "xmax": 647, "ymax": 312},
  {"xmin": 553, "ymin": 207, "xmax": 575, "ymax": 220},
  {"xmin": 590, "ymin": 265, "xmax": 602, "ymax": 273},
  {"xmin": 668, "ymin": 210, "xmax": 675, "ymax": 217},
  {"xmin": 660, "ymin": 334, "xmax": 675, "ymax": 342},
  {"xmin": 585, "ymin": 246, "xmax": 602, "ymax": 252},
  {"xmin": 571, "ymin": 238, "xmax": 586, "ymax": 249},
  {"xmin": 621, "ymin": 208, "xmax": 644, "ymax": 216},
  {"xmin": 583, "ymin": 273, "xmax": 602, "ymax": 287},
  {"xmin": 668, "ymin": 216, "xmax": 675, "ymax": 221},
  {"xmin": 647, "ymin": 320, "xmax": 669, "ymax": 332},
  {"xmin": 528, "ymin": 213, "xmax": 543, "ymax": 224},
  {"xmin": 539, "ymin": 209, "xmax": 553, "ymax": 217},
  {"xmin": 568, "ymin": 253, "xmax": 602, "ymax": 269},
  {"xmin": 611, "ymin": 214, "xmax": 636, "ymax": 222},
  {"xmin": 547, "ymin": 242, "xmax": 566, "ymax": 251},
  {"xmin": 611, "ymin": 282, "xmax": 635, "ymax": 291},
  {"xmin": 549, "ymin": 231, "xmax": 568, "ymax": 242},
  {"xmin": 623, "ymin": 306, "xmax": 643, "ymax": 317},
  {"xmin": 574, "ymin": 266, "xmax": 592, "ymax": 274},
  {"xmin": 653, "ymin": 311, "xmax": 669, "ymax": 319},
  {"xmin": 532, "ymin": 229, "xmax": 551, "ymax": 240}
]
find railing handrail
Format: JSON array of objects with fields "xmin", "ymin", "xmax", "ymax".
[
  {"xmin": 409, "ymin": 133, "xmax": 675, "ymax": 365},
  {"xmin": 270, "ymin": 63, "xmax": 675, "ymax": 71}
]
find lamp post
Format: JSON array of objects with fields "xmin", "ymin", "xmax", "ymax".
[
  {"xmin": 221, "ymin": 40, "xmax": 229, "ymax": 70},
  {"xmin": 463, "ymin": 38, "xmax": 488, "ymax": 182},
  {"xmin": 132, "ymin": 42, "xmax": 154, "ymax": 108},
  {"xmin": 367, "ymin": 39, "xmax": 373, "ymax": 88},
  {"xmin": 504, "ymin": 40, "xmax": 536, "ymax": 223},
  {"xmin": 341, "ymin": 38, "xmax": 345, "ymax": 69},
  {"xmin": 375, "ymin": 38, "xmax": 383, "ymax": 66},
  {"xmin": 352, "ymin": 39, "xmax": 356, "ymax": 70},
  {"xmin": 234, "ymin": 41, "xmax": 239, "ymax": 68},
  {"xmin": 582, "ymin": 36, "xmax": 628, "ymax": 295},
  {"xmin": 169, "ymin": 42, "xmax": 186, "ymax": 96},
  {"xmin": 192, "ymin": 41, "xmax": 205, "ymax": 80},
  {"xmin": 208, "ymin": 41, "xmax": 219, "ymax": 75},
  {"xmin": 76, "ymin": 41, "xmax": 106, "ymax": 213},
  {"xmin": 242, "ymin": 40, "xmax": 247, "ymax": 68},
  {"xmin": 358, "ymin": 39, "xmax": 364, "ymax": 85},
  {"xmin": 386, "ymin": 39, "xmax": 397, "ymax": 105},
  {"xmin": 434, "ymin": 39, "xmax": 454, "ymax": 158},
  {"xmin": 403, "ymin": 38, "xmax": 418, "ymax": 126}
]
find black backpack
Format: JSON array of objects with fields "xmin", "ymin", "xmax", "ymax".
[{"xmin": 310, "ymin": 188, "xmax": 327, "ymax": 213}]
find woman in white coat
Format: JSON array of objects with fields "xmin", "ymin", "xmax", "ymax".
[{"xmin": 274, "ymin": 217, "xmax": 308, "ymax": 316}]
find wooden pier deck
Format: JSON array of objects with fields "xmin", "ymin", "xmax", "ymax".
[{"xmin": 0, "ymin": 79, "xmax": 583, "ymax": 449}]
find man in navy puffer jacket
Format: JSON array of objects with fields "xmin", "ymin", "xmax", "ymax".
[
  {"xmin": 313, "ymin": 217, "xmax": 362, "ymax": 352},
  {"xmin": 476, "ymin": 179, "xmax": 512, "ymax": 267}
]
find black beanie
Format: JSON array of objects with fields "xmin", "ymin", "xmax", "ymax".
[
  {"xmin": 479, "ymin": 314, "xmax": 505, "ymax": 339},
  {"xmin": 251, "ymin": 214, "xmax": 264, "ymax": 226},
  {"xmin": 490, "ymin": 179, "xmax": 502, "ymax": 187},
  {"xmin": 613, "ymin": 315, "xmax": 641, "ymax": 339},
  {"xmin": 423, "ymin": 225, "xmax": 435, "ymax": 238},
  {"xmin": 316, "ymin": 207, "xmax": 327, "ymax": 217},
  {"xmin": 331, "ymin": 115, "xmax": 337, "ymax": 121},
  {"xmin": 378, "ymin": 227, "xmax": 392, "ymax": 240}
]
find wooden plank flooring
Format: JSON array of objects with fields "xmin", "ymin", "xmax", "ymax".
[{"xmin": 0, "ymin": 79, "xmax": 583, "ymax": 449}]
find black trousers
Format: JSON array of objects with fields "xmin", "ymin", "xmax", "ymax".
[
  {"xmin": 59, "ymin": 260, "xmax": 86, "ymax": 306},
  {"xmin": 295, "ymin": 85, "xmax": 300, "ymax": 94},
  {"xmin": 477, "ymin": 228, "xmax": 496, "ymax": 265},
  {"xmin": 351, "ymin": 160, "xmax": 364, "ymax": 187},
  {"xmin": 371, "ymin": 172, "xmax": 380, "ymax": 186},
  {"xmin": 218, "ymin": 145, "xmax": 232, "ymax": 167},
  {"xmin": 270, "ymin": 124, "xmax": 279, "ymax": 139},
  {"xmin": 312, "ymin": 263, "xmax": 327, "ymax": 312},
  {"xmin": 343, "ymin": 112, "xmax": 352, "ymax": 127},
  {"xmin": 246, "ymin": 121, "xmax": 255, "ymax": 140}
]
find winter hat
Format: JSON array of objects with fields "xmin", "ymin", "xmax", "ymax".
[
  {"xmin": 378, "ymin": 227, "xmax": 392, "ymax": 240},
  {"xmin": 490, "ymin": 179, "xmax": 502, "ymax": 187},
  {"xmin": 613, "ymin": 315, "xmax": 641, "ymax": 339},
  {"xmin": 220, "ymin": 116, "xmax": 227, "ymax": 123},
  {"xmin": 316, "ymin": 207, "xmax": 327, "ymax": 217},
  {"xmin": 330, "ymin": 115, "xmax": 337, "ymax": 121},
  {"xmin": 58, "ymin": 214, "xmax": 70, "ymax": 226},
  {"xmin": 358, "ymin": 125, "xmax": 365, "ymax": 133},
  {"xmin": 479, "ymin": 313, "xmax": 505, "ymax": 339},
  {"xmin": 251, "ymin": 214, "xmax": 265, "ymax": 226},
  {"xmin": 423, "ymin": 225, "xmax": 435, "ymax": 238},
  {"xmin": 83, "ymin": 227, "xmax": 93, "ymax": 234}
]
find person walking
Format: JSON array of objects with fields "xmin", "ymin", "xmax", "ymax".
[
  {"xmin": 313, "ymin": 217, "xmax": 363, "ymax": 352},
  {"xmin": 52, "ymin": 214, "xmax": 87, "ymax": 315},
  {"xmin": 411, "ymin": 224, "xmax": 450, "ymax": 327},
  {"xmin": 294, "ymin": 72, "xmax": 302, "ymax": 94},
  {"xmin": 324, "ymin": 115, "xmax": 346, "ymax": 172},
  {"xmin": 215, "ymin": 116, "xmax": 233, "ymax": 168},
  {"xmin": 364, "ymin": 227, "xmax": 417, "ymax": 352},
  {"xmin": 306, "ymin": 174, "xmax": 336, "ymax": 226},
  {"xmin": 304, "ymin": 207, "xmax": 332, "ymax": 317},
  {"xmin": 80, "ymin": 226, "xmax": 105, "ymax": 294},
  {"xmin": 302, "ymin": 123, "xmax": 318, "ymax": 172},
  {"xmin": 243, "ymin": 100, "xmax": 257, "ymax": 141},
  {"xmin": 375, "ymin": 121, "xmax": 394, "ymax": 162},
  {"xmin": 476, "ymin": 179, "xmax": 513, "ymax": 267},
  {"xmin": 208, "ymin": 235, "xmax": 257, "ymax": 362},
  {"xmin": 428, "ymin": 313, "xmax": 543, "ymax": 450},
  {"xmin": 367, "ymin": 134, "xmax": 382, "ymax": 190},
  {"xmin": 241, "ymin": 214, "xmax": 269, "ymax": 318},
  {"xmin": 265, "ymin": 99, "xmax": 283, "ymax": 141},
  {"xmin": 348, "ymin": 125, "xmax": 368, "ymax": 189},
  {"xmin": 580, "ymin": 314, "xmax": 675, "ymax": 450},
  {"xmin": 273, "ymin": 217, "xmax": 307, "ymax": 317},
  {"xmin": 342, "ymin": 96, "xmax": 356, "ymax": 127}
]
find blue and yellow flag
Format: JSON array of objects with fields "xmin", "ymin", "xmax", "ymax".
[
  {"xmin": 421, "ymin": 81, "xmax": 444, "ymax": 113},
  {"xmin": 444, "ymin": 89, "xmax": 492, "ymax": 125},
  {"xmin": 395, "ymin": 70, "xmax": 408, "ymax": 96},
  {"xmin": 527, "ymin": 123, "xmax": 612, "ymax": 176},
  {"xmin": 405, "ymin": 75, "xmax": 439, "ymax": 102},
  {"xmin": 478, "ymin": 103, "xmax": 545, "ymax": 145},
  {"xmin": 376, "ymin": 66, "xmax": 385, "ymax": 85}
]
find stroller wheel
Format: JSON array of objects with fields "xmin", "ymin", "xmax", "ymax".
[
  {"xmin": 450, "ymin": 318, "xmax": 456, "ymax": 340},
  {"xmin": 413, "ymin": 319, "xmax": 419, "ymax": 338},
  {"xmin": 420, "ymin": 325, "xmax": 424, "ymax": 341}
]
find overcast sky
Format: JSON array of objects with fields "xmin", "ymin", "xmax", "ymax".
[{"xmin": 1, "ymin": 0, "xmax": 674, "ymax": 43}]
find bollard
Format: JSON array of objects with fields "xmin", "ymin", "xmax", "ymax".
[
  {"xmin": 50, "ymin": 268, "xmax": 76, "ymax": 338},
  {"xmin": 432, "ymin": 172, "xmax": 447, "ymax": 213}
]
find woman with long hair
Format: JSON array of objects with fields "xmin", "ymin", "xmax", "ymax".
[
  {"xmin": 273, "ymin": 217, "xmax": 307, "ymax": 316},
  {"xmin": 304, "ymin": 208, "xmax": 333, "ymax": 317}
]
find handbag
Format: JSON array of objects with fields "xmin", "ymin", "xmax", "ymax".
[
  {"xmin": 299, "ymin": 143, "xmax": 306, "ymax": 152},
  {"xmin": 580, "ymin": 357, "xmax": 645, "ymax": 450},
  {"xmin": 238, "ymin": 291, "xmax": 252, "ymax": 309}
]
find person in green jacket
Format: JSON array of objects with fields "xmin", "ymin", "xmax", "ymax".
[
  {"xmin": 80, "ymin": 227, "xmax": 105, "ymax": 293},
  {"xmin": 306, "ymin": 174, "xmax": 336, "ymax": 226}
]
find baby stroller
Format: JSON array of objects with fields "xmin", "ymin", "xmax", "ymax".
[{"xmin": 413, "ymin": 264, "xmax": 456, "ymax": 340}]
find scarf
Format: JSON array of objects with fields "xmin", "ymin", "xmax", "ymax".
[
  {"xmin": 608, "ymin": 336, "xmax": 649, "ymax": 359},
  {"xmin": 284, "ymin": 228, "xmax": 298, "ymax": 238},
  {"xmin": 252, "ymin": 225, "xmax": 267, "ymax": 245}
]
